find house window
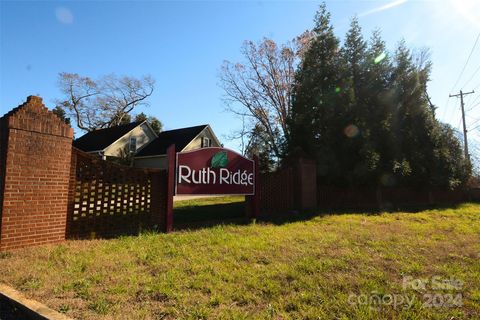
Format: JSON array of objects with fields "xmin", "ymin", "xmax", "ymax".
[
  {"xmin": 202, "ymin": 137, "xmax": 211, "ymax": 148},
  {"xmin": 129, "ymin": 137, "xmax": 137, "ymax": 152}
]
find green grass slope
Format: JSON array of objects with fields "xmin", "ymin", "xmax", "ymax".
[{"xmin": 0, "ymin": 200, "xmax": 479, "ymax": 319}]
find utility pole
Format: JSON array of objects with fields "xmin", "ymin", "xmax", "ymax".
[{"xmin": 449, "ymin": 90, "xmax": 475, "ymax": 165}]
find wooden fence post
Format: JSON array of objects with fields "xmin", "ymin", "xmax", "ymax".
[
  {"xmin": 165, "ymin": 144, "xmax": 175, "ymax": 233},
  {"xmin": 295, "ymin": 158, "xmax": 317, "ymax": 211},
  {"xmin": 252, "ymin": 154, "xmax": 260, "ymax": 218},
  {"xmin": 246, "ymin": 155, "xmax": 260, "ymax": 219}
]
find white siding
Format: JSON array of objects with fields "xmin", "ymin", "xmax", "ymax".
[
  {"xmin": 133, "ymin": 126, "xmax": 222, "ymax": 169},
  {"xmin": 104, "ymin": 123, "xmax": 156, "ymax": 157},
  {"xmin": 183, "ymin": 127, "xmax": 221, "ymax": 151}
]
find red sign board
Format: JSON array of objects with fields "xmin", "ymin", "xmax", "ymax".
[{"xmin": 175, "ymin": 147, "xmax": 255, "ymax": 195}]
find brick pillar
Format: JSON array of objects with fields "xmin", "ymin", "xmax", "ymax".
[
  {"xmin": 0, "ymin": 96, "xmax": 74, "ymax": 251},
  {"xmin": 294, "ymin": 158, "xmax": 317, "ymax": 210}
]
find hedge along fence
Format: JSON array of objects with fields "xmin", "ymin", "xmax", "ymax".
[
  {"xmin": 67, "ymin": 148, "xmax": 167, "ymax": 239},
  {"xmin": 0, "ymin": 96, "xmax": 170, "ymax": 251}
]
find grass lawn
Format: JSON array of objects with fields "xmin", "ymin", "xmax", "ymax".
[
  {"xmin": 0, "ymin": 199, "xmax": 479, "ymax": 319},
  {"xmin": 173, "ymin": 196, "xmax": 246, "ymax": 228}
]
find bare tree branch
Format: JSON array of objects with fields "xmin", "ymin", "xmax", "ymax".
[
  {"xmin": 56, "ymin": 73, "xmax": 155, "ymax": 132},
  {"xmin": 219, "ymin": 33, "xmax": 313, "ymax": 164}
]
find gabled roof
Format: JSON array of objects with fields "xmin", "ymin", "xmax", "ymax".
[
  {"xmin": 135, "ymin": 124, "xmax": 208, "ymax": 157},
  {"xmin": 73, "ymin": 121, "xmax": 144, "ymax": 152}
]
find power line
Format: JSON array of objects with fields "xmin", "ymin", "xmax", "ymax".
[
  {"xmin": 441, "ymin": 97, "xmax": 452, "ymax": 120},
  {"xmin": 470, "ymin": 123, "xmax": 480, "ymax": 132},
  {"xmin": 468, "ymin": 95, "xmax": 480, "ymax": 109},
  {"xmin": 462, "ymin": 64, "xmax": 480, "ymax": 89},
  {"xmin": 465, "ymin": 88, "xmax": 478, "ymax": 103},
  {"xmin": 468, "ymin": 117, "xmax": 480, "ymax": 130},
  {"xmin": 444, "ymin": 32, "xmax": 480, "ymax": 123},
  {"xmin": 450, "ymin": 32, "xmax": 480, "ymax": 93},
  {"xmin": 468, "ymin": 100, "xmax": 480, "ymax": 112}
]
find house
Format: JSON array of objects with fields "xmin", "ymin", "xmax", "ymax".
[
  {"xmin": 73, "ymin": 121, "xmax": 158, "ymax": 159},
  {"xmin": 74, "ymin": 122, "xmax": 222, "ymax": 169},
  {"xmin": 134, "ymin": 124, "xmax": 222, "ymax": 169}
]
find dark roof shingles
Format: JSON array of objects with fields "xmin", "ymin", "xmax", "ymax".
[
  {"xmin": 135, "ymin": 124, "xmax": 207, "ymax": 157},
  {"xmin": 73, "ymin": 121, "xmax": 143, "ymax": 152}
]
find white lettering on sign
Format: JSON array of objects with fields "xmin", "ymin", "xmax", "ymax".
[
  {"xmin": 219, "ymin": 168, "xmax": 253, "ymax": 186},
  {"xmin": 219, "ymin": 168, "xmax": 229, "ymax": 185},
  {"xmin": 178, "ymin": 165, "xmax": 253, "ymax": 186},
  {"xmin": 178, "ymin": 165, "xmax": 192, "ymax": 183}
]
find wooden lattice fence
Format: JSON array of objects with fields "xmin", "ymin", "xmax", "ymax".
[{"xmin": 67, "ymin": 148, "xmax": 167, "ymax": 239}]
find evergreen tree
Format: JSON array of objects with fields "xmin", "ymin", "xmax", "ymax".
[
  {"xmin": 287, "ymin": 4, "xmax": 469, "ymax": 188},
  {"xmin": 390, "ymin": 41, "xmax": 429, "ymax": 185},
  {"xmin": 363, "ymin": 29, "xmax": 396, "ymax": 186},
  {"xmin": 342, "ymin": 17, "xmax": 367, "ymax": 104},
  {"xmin": 389, "ymin": 41, "xmax": 470, "ymax": 188},
  {"xmin": 289, "ymin": 3, "xmax": 342, "ymax": 184},
  {"xmin": 245, "ymin": 124, "xmax": 276, "ymax": 173},
  {"xmin": 338, "ymin": 17, "xmax": 374, "ymax": 186},
  {"xmin": 52, "ymin": 105, "xmax": 71, "ymax": 125}
]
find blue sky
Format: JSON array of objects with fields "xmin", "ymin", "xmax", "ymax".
[{"xmin": 1, "ymin": 0, "xmax": 480, "ymax": 153}]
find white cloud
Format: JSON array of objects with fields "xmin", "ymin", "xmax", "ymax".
[{"xmin": 359, "ymin": 0, "xmax": 407, "ymax": 18}]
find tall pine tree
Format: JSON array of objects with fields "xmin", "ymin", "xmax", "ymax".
[
  {"xmin": 287, "ymin": 4, "xmax": 469, "ymax": 188},
  {"xmin": 289, "ymin": 3, "xmax": 342, "ymax": 184}
]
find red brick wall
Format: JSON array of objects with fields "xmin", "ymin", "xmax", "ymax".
[{"xmin": 0, "ymin": 96, "xmax": 73, "ymax": 251}]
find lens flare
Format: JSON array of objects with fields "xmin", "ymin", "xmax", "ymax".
[
  {"xmin": 344, "ymin": 124, "xmax": 359, "ymax": 138},
  {"xmin": 449, "ymin": 0, "xmax": 480, "ymax": 28},
  {"xmin": 55, "ymin": 7, "xmax": 74, "ymax": 25},
  {"xmin": 335, "ymin": 87, "xmax": 341, "ymax": 93},
  {"xmin": 374, "ymin": 52, "xmax": 387, "ymax": 64}
]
